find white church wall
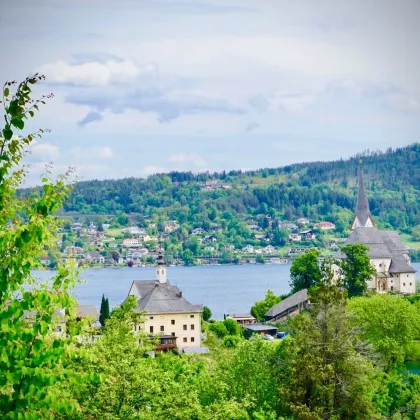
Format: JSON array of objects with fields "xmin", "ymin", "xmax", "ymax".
[{"xmin": 399, "ymin": 273, "xmax": 416, "ymax": 294}]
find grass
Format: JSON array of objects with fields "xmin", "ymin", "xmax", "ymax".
[{"xmin": 400, "ymin": 234, "xmax": 420, "ymax": 250}]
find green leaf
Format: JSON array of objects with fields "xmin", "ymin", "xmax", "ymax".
[
  {"xmin": 11, "ymin": 118, "xmax": 24, "ymax": 130},
  {"xmin": 0, "ymin": 154, "xmax": 9, "ymax": 161},
  {"xmin": 29, "ymin": 110, "xmax": 34, "ymax": 117},
  {"xmin": 4, "ymin": 87, "xmax": 9, "ymax": 97},
  {"xmin": 2, "ymin": 127, "xmax": 13, "ymax": 140}
]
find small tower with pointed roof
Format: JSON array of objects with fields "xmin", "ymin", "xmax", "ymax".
[
  {"xmin": 350, "ymin": 168, "xmax": 375, "ymax": 231},
  {"xmin": 156, "ymin": 248, "xmax": 167, "ymax": 284}
]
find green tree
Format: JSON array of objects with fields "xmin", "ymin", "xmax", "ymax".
[
  {"xmin": 255, "ymin": 254, "xmax": 265, "ymax": 264},
  {"xmin": 223, "ymin": 318, "xmax": 242, "ymax": 336},
  {"xmin": 279, "ymin": 266, "xmax": 378, "ymax": 419},
  {"xmin": 348, "ymin": 294, "xmax": 420, "ymax": 371},
  {"xmin": 289, "ymin": 249, "xmax": 322, "ymax": 293},
  {"xmin": 0, "ymin": 75, "xmax": 86, "ymax": 417},
  {"xmin": 203, "ymin": 305, "xmax": 212, "ymax": 321},
  {"xmin": 250, "ymin": 289, "xmax": 281, "ymax": 322},
  {"xmin": 117, "ymin": 213, "xmax": 128, "ymax": 226},
  {"xmin": 337, "ymin": 243, "xmax": 376, "ymax": 297},
  {"xmin": 99, "ymin": 294, "xmax": 110, "ymax": 327}
]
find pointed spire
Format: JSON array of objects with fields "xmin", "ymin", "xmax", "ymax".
[{"xmin": 355, "ymin": 167, "xmax": 373, "ymax": 227}]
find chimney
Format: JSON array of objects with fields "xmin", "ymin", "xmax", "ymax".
[{"xmin": 177, "ymin": 291, "xmax": 182, "ymax": 298}]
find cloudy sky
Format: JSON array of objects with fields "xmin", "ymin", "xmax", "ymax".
[{"xmin": 1, "ymin": 0, "xmax": 419, "ymax": 183}]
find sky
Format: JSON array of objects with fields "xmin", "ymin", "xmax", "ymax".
[{"xmin": 1, "ymin": 0, "xmax": 419, "ymax": 184}]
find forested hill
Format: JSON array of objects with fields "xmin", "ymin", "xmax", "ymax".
[{"xmin": 63, "ymin": 143, "xmax": 419, "ymax": 232}]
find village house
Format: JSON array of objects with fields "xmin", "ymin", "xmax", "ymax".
[
  {"xmin": 204, "ymin": 246, "xmax": 215, "ymax": 252},
  {"xmin": 122, "ymin": 226, "xmax": 144, "ymax": 235},
  {"xmin": 102, "ymin": 223, "xmax": 110, "ymax": 231},
  {"xmin": 224, "ymin": 245, "xmax": 234, "ymax": 251},
  {"xmin": 248, "ymin": 224, "xmax": 262, "ymax": 231},
  {"xmin": 335, "ymin": 169, "xmax": 416, "ymax": 294},
  {"xmin": 300, "ymin": 230, "xmax": 316, "ymax": 240},
  {"xmin": 210, "ymin": 225, "xmax": 223, "ymax": 233},
  {"xmin": 205, "ymin": 235, "xmax": 217, "ymax": 242},
  {"xmin": 128, "ymin": 250, "xmax": 204, "ymax": 350},
  {"xmin": 242, "ymin": 245, "xmax": 254, "ymax": 253},
  {"xmin": 122, "ymin": 238, "xmax": 141, "ymax": 248},
  {"xmin": 71, "ymin": 222, "xmax": 83, "ymax": 231},
  {"xmin": 64, "ymin": 246, "xmax": 84, "ymax": 254},
  {"xmin": 315, "ymin": 221, "xmax": 336, "ymax": 230},
  {"xmin": 278, "ymin": 221, "xmax": 298, "ymax": 230},
  {"xmin": 226, "ymin": 313, "xmax": 256, "ymax": 325},
  {"xmin": 191, "ymin": 228, "xmax": 205, "ymax": 235},
  {"xmin": 164, "ymin": 221, "xmax": 179, "ymax": 233},
  {"xmin": 288, "ymin": 233, "xmax": 302, "ymax": 242},
  {"xmin": 264, "ymin": 245, "xmax": 276, "ymax": 254}
]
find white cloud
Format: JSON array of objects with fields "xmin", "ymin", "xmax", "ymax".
[
  {"xmin": 140, "ymin": 165, "xmax": 167, "ymax": 177},
  {"xmin": 30, "ymin": 141, "xmax": 60, "ymax": 161},
  {"xmin": 37, "ymin": 59, "xmax": 156, "ymax": 87},
  {"xmin": 69, "ymin": 146, "xmax": 114, "ymax": 160},
  {"xmin": 268, "ymin": 93, "xmax": 317, "ymax": 112},
  {"xmin": 168, "ymin": 152, "xmax": 208, "ymax": 169}
]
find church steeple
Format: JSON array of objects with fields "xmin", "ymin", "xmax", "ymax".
[
  {"xmin": 351, "ymin": 168, "xmax": 375, "ymax": 231},
  {"xmin": 156, "ymin": 248, "xmax": 167, "ymax": 283}
]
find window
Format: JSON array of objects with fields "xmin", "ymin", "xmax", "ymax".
[
  {"xmin": 391, "ymin": 286, "xmax": 394, "ymax": 291},
  {"xmin": 149, "ymin": 316, "xmax": 154, "ymax": 320},
  {"xmin": 183, "ymin": 325, "xmax": 187, "ymax": 330},
  {"xmin": 190, "ymin": 315, "xmax": 194, "ymax": 318},
  {"xmin": 191, "ymin": 337, "xmax": 195, "ymax": 343},
  {"xmin": 160, "ymin": 325, "xmax": 164, "ymax": 332},
  {"xmin": 410, "ymin": 282, "xmax": 412, "ymax": 286},
  {"xmin": 403, "ymin": 283, "xmax": 406, "ymax": 287},
  {"xmin": 171, "ymin": 332, "xmax": 175, "ymax": 337},
  {"xmin": 183, "ymin": 337, "xmax": 187, "ymax": 343},
  {"xmin": 171, "ymin": 320, "xmax": 175, "ymax": 325},
  {"xmin": 191, "ymin": 324, "xmax": 195, "ymax": 330},
  {"xmin": 150, "ymin": 326, "xmax": 154, "ymax": 333}
]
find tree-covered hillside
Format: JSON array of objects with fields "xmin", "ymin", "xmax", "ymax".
[{"xmin": 63, "ymin": 144, "xmax": 419, "ymax": 233}]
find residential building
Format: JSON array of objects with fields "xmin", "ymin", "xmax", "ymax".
[
  {"xmin": 122, "ymin": 238, "xmax": 141, "ymax": 248},
  {"xmin": 296, "ymin": 218, "xmax": 309, "ymax": 225},
  {"xmin": 242, "ymin": 245, "xmax": 254, "ymax": 253},
  {"xmin": 264, "ymin": 245, "xmax": 276, "ymax": 254},
  {"xmin": 226, "ymin": 313, "xmax": 256, "ymax": 325},
  {"xmin": 300, "ymin": 230, "xmax": 316, "ymax": 240},
  {"xmin": 243, "ymin": 324, "xmax": 277, "ymax": 338},
  {"xmin": 335, "ymin": 169, "xmax": 416, "ymax": 294},
  {"xmin": 314, "ymin": 221, "xmax": 336, "ymax": 230},
  {"xmin": 265, "ymin": 289, "xmax": 310, "ymax": 322},
  {"xmin": 278, "ymin": 221, "xmax": 298, "ymax": 230},
  {"xmin": 128, "ymin": 250, "xmax": 203, "ymax": 349},
  {"xmin": 288, "ymin": 233, "xmax": 302, "ymax": 242},
  {"xmin": 164, "ymin": 221, "xmax": 179, "ymax": 233},
  {"xmin": 224, "ymin": 245, "xmax": 234, "ymax": 251},
  {"xmin": 191, "ymin": 228, "xmax": 205, "ymax": 235},
  {"xmin": 102, "ymin": 224, "xmax": 110, "ymax": 231}
]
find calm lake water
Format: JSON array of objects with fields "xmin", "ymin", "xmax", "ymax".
[{"xmin": 33, "ymin": 263, "xmax": 420, "ymax": 321}]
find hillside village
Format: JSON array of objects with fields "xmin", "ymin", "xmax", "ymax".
[{"xmin": 42, "ymin": 212, "xmax": 344, "ymax": 268}]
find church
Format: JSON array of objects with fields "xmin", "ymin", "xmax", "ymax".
[
  {"xmin": 127, "ymin": 249, "xmax": 203, "ymax": 350},
  {"xmin": 337, "ymin": 170, "xmax": 416, "ymax": 294}
]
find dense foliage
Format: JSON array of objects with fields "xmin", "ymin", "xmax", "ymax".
[{"xmin": 57, "ymin": 144, "xmax": 419, "ymax": 235}]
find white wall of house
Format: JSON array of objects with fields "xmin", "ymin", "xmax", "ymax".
[
  {"xmin": 137, "ymin": 312, "xmax": 202, "ymax": 348},
  {"xmin": 398, "ymin": 273, "xmax": 417, "ymax": 294}
]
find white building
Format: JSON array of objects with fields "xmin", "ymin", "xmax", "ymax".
[
  {"xmin": 128, "ymin": 250, "xmax": 203, "ymax": 349},
  {"xmin": 336, "ymin": 169, "xmax": 416, "ymax": 294}
]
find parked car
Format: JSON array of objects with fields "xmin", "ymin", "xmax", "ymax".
[
  {"xmin": 277, "ymin": 331, "xmax": 288, "ymax": 339},
  {"xmin": 263, "ymin": 334, "xmax": 275, "ymax": 341}
]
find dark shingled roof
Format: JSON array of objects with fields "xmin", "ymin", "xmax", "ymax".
[
  {"xmin": 335, "ymin": 227, "xmax": 416, "ymax": 274},
  {"xmin": 243, "ymin": 324, "xmax": 278, "ymax": 332},
  {"xmin": 355, "ymin": 169, "xmax": 372, "ymax": 227},
  {"xmin": 129, "ymin": 280, "xmax": 203, "ymax": 315},
  {"xmin": 265, "ymin": 289, "xmax": 308, "ymax": 318}
]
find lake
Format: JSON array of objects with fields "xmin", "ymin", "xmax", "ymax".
[{"xmin": 33, "ymin": 262, "xmax": 420, "ymax": 321}]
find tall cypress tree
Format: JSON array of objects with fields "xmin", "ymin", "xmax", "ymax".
[
  {"xmin": 99, "ymin": 294, "xmax": 106, "ymax": 327},
  {"xmin": 104, "ymin": 297, "xmax": 110, "ymax": 323}
]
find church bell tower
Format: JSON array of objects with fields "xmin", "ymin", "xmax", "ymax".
[{"xmin": 156, "ymin": 248, "xmax": 167, "ymax": 284}]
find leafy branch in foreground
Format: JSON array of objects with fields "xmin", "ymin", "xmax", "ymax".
[{"xmin": 0, "ymin": 75, "xmax": 88, "ymax": 417}]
